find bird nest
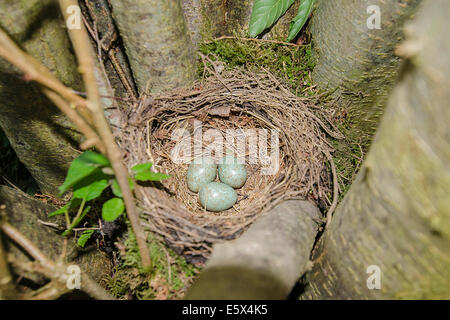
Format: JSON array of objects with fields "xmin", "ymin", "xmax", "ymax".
[{"xmin": 117, "ymin": 67, "xmax": 342, "ymax": 262}]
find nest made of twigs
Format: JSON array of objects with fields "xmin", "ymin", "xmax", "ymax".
[{"xmin": 117, "ymin": 66, "xmax": 342, "ymax": 262}]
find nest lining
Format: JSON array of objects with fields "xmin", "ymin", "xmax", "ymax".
[{"xmin": 117, "ymin": 67, "xmax": 341, "ymax": 261}]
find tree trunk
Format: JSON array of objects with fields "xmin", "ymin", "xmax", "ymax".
[
  {"xmin": 0, "ymin": 0, "xmax": 84, "ymax": 195},
  {"xmin": 311, "ymin": 0, "xmax": 421, "ymax": 147},
  {"xmin": 109, "ymin": 0, "xmax": 197, "ymax": 94},
  {"xmin": 186, "ymin": 200, "xmax": 320, "ymax": 299},
  {"xmin": 301, "ymin": 0, "xmax": 450, "ymax": 299}
]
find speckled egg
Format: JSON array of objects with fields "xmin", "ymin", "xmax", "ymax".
[
  {"xmin": 218, "ymin": 155, "xmax": 247, "ymax": 189},
  {"xmin": 199, "ymin": 182, "xmax": 237, "ymax": 212},
  {"xmin": 186, "ymin": 157, "xmax": 217, "ymax": 192}
]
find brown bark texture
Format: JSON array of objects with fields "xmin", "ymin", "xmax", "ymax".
[{"xmin": 302, "ymin": 0, "xmax": 450, "ymax": 299}]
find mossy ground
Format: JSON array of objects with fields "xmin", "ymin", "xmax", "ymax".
[{"xmin": 107, "ymin": 222, "xmax": 199, "ymax": 300}]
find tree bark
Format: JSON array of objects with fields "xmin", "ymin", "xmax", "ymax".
[
  {"xmin": 301, "ymin": 0, "xmax": 450, "ymax": 299},
  {"xmin": 311, "ymin": 0, "xmax": 421, "ymax": 147},
  {"xmin": 109, "ymin": 0, "xmax": 197, "ymax": 94},
  {"xmin": 0, "ymin": 0, "xmax": 84, "ymax": 195},
  {"xmin": 186, "ymin": 200, "xmax": 320, "ymax": 299}
]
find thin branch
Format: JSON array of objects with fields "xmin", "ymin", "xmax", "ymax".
[
  {"xmin": 59, "ymin": 0, "xmax": 151, "ymax": 268},
  {"xmin": 0, "ymin": 28, "xmax": 92, "ymax": 122},
  {"xmin": 1, "ymin": 221, "xmax": 114, "ymax": 300},
  {"xmin": 42, "ymin": 89, "xmax": 105, "ymax": 153},
  {"xmin": 0, "ymin": 206, "xmax": 17, "ymax": 299},
  {"xmin": 324, "ymin": 150, "xmax": 339, "ymax": 229}
]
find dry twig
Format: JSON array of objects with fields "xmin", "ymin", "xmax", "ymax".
[{"xmin": 0, "ymin": 220, "xmax": 113, "ymax": 300}]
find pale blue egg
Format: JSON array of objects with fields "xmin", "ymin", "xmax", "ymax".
[
  {"xmin": 218, "ymin": 155, "xmax": 247, "ymax": 189},
  {"xmin": 186, "ymin": 157, "xmax": 217, "ymax": 192},
  {"xmin": 199, "ymin": 182, "xmax": 237, "ymax": 212}
]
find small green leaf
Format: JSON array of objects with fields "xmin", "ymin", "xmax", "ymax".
[
  {"xmin": 48, "ymin": 198, "xmax": 82, "ymax": 217},
  {"xmin": 136, "ymin": 171, "xmax": 170, "ymax": 182},
  {"xmin": 79, "ymin": 151, "xmax": 110, "ymax": 167},
  {"xmin": 77, "ymin": 229, "xmax": 95, "ymax": 247},
  {"xmin": 249, "ymin": 0, "xmax": 295, "ymax": 37},
  {"xmin": 58, "ymin": 151, "xmax": 110, "ymax": 195},
  {"xmin": 48, "ymin": 203, "xmax": 69, "ymax": 217},
  {"xmin": 102, "ymin": 197, "xmax": 124, "ymax": 221},
  {"xmin": 73, "ymin": 179, "xmax": 109, "ymax": 201},
  {"xmin": 111, "ymin": 178, "xmax": 134, "ymax": 198},
  {"xmin": 131, "ymin": 162, "xmax": 152, "ymax": 174},
  {"xmin": 287, "ymin": 0, "xmax": 315, "ymax": 41},
  {"xmin": 132, "ymin": 162, "xmax": 169, "ymax": 181}
]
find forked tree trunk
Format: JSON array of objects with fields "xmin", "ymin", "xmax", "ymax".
[
  {"xmin": 301, "ymin": 0, "xmax": 450, "ymax": 299},
  {"xmin": 0, "ymin": 0, "xmax": 83, "ymax": 195},
  {"xmin": 311, "ymin": 0, "xmax": 421, "ymax": 147}
]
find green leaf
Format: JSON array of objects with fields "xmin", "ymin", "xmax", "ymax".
[
  {"xmin": 132, "ymin": 162, "xmax": 170, "ymax": 181},
  {"xmin": 58, "ymin": 151, "xmax": 110, "ymax": 195},
  {"xmin": 78, "ymin": 151, "xmax": 110, "ymax": 167},
  {"xmin": 111, "ymin": 178, "xmax": 134, "ymax": 198},
  {"xmin": 136, "ymin": 171, "xmax": 170, "ymax": 182},
  {"xmin": 48, "ymin": 198, "xmax": 82, "ymax": 217},
  {"xmin": 287, "ymin": 0, "xmax": 315, "ymax": 41},
  {"xmin": 48, "ymin": 203, "xmax": 69, "ymax": 217},
  {"xmin": 131, "ymin": 162, "xmax": 152, "ymax": 174},
  {"xmin": 77, "ymin": 229, "xmax": 95, "ymax": 247},
  {"xmin": 102, "ymin": 197, "xmax": 124, "ymax": 221},
  {"xmin": 73, "ymin": 179, "xmax": 109, "ymax": 201},
  {"xmin": 249, "ymin": 0, "xmax": 295, "ymax": 37}
]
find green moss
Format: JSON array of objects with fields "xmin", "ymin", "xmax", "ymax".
[
  {"xmin": 107, "ymin": 222, "xmax": 199, "ymax": 299},
  {"xmin": 198, "ymin": 38, "xmax": 315, "ymax": 95}
]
